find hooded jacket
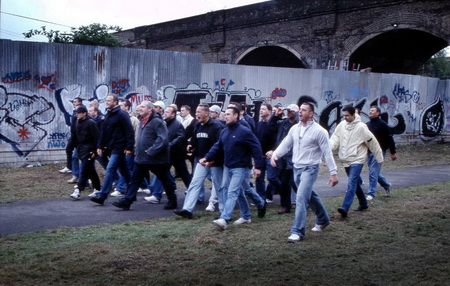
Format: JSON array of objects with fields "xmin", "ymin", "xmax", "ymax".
[
  {"xmin": 330, "ymin": 114, "xmax": 383, "ymax": 167},
  {"xmin": 98, "ymin": 106, "xmax": 135, "ymax": 154}
]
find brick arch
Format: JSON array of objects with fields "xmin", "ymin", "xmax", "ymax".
[{"xmin": 235, "ymin": 44, "xmax": 308, "ymax": 68}]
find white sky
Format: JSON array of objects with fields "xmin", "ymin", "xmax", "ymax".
[{"xmin": 0, "ymin": 0, "xmax": 270, "ymax": 42}]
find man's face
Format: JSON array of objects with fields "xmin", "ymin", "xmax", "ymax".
[
  {"xmin": 105, "ymin": 95, "xmax": 117, "ymax": 110},
  {"xmin": 343, "ymin": 111, "xmax": 355, "ymax": 123},
  {"xmin": 140, "ymin": 103, "xmax": 152, "ymax": 118},
  {"xmin": 368, "ymin": 107, "xmax": 380, "ymax": 119},
  {"xmin": 210, "ymin": 111, "xmax": 219, "ymax": 119},
  {"xmin": 73, "ymin": 99, "xmax": 82, "ymax": 108},
  {"xmin": 180, "ymin": 107, "xmax": 189, "ymax": 117},
  {"xmin": 88, "ymin": 107, "xmax": 97, "ymax": 118},
  {"xmin": 154, "ymin": 106, "xmax": 163, "ymax": 115},
  {"xmin": 259, "ymin": 105, "xmax": 271, "ymax": 119},
  {"xmin": 286, "ymin": 109, "xmax": 296, "ymax": 119},
  {"xmin": 135, "ymin": 105, "xmax": 143, "ymax": 116},
  {"xmin": 196, "ymin": 106, "xmax": 209, "ymax": 123},
  {"xmin": 76, "ymin": 112, "xmax": 87, "ymax": 121},
  {"xmin": 164, "ymin": 107, "xmax": 175, "ymax": 120},
  {"xmin": 299, "ymin": 104, "xmax": 313, "ymax": 123},
  {"xmin": 119, "ymin": 101, "xmax": 128, "ymax": 112},
  {"xmin": 224, "ymin": 108, "xmax": 238, "ymax": 124}
]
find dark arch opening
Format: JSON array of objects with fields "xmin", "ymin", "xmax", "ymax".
[
  {"xmin": 349, "ymin": 29, "xmax": 448, "ymax": 75},
  {"xmin": 237, "ymin": 46, "xmax": 306, "ymax": 68}
]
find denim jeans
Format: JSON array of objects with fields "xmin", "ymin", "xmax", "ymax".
[
  {"xmin": 115, "ymin": 154, "xmax": 135, "ymax": 193},
  {"xmin": 122, "ymin": 163, "xmax": 176, "ymax": 204},
  {"xmin": 255, "ymin": 158, "xmax": 269, "ymax": 201},
  {"xmin": 342, "ymin": 164, "xmax": 367, "ymax": 211},
  {"xmin": 98, "ymin": 153, "xmax": 130, "ymax": 199},
  {"xmin": 71, "ymin": 148, "xmax": 80, "ymax": 178},
  {"xmin": 239, "ymin": 168, "xmax": 265, "ymax": 210},
  {"xmin": 219, "ymin": 167, "xmax": 251, "ymax": 221},
  {"xmin": 182, "ymin": 163, "xmax": 223, "ymax": 212},
  {"xmin": 267, "ymin": 164, "xmax": 294, "ymax": 209},
  {"xmin": 367, "ymin": 152, "xmax": 391, "ymax": 197},
  {"xmin": 290, "ymin": 165, "xmax": 329, "ymax": 238},
  {"xmin": 149, "ymin": 175, "xmax": 164, "ymax": 200},
  {"xmin": 77, "ymin": 157, "xmax": 101, "ymax": 191}
]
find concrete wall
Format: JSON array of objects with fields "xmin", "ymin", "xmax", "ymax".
[{"xmin": 0, "ymin": 40, "xmax": 448, "ymax": 166}]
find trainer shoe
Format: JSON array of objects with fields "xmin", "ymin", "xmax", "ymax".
[
  {"xmin": 67, "ymin": 176, "xmax": 78, "ymax": 184},
  {"xmin": 287, "ymin": 234, "xmax": 302, "ymax": 243},
  {"xmin": 110, "ymin": 190, "xmax": 124, "ymax": 197},
  {"xmin": 90, "ymin": 196, "xmax": 105, "ymax": 205},
  {"xmin": 88, "ymin": 189, "xmax": 100, "ymax": 198},
  {"xmin": 233, "ymin": 218, "xmax": 251, "ymax": 225},
  {"xmin": 384, "ymin": 184, "xmax": 392, "ymax": 196},
  {"xmin": 257, "ymin": 204, "xmax": 266, "ymax": 218},
  {"xmin": 144, "ymin": 195, "xmax": 160, "ymax": 204},
  {"xmin": 70, "ymin": 188, "xmax": 80, "ymax": 200},
  {"xmin": 213, "ymin": 218, "xmax": 227, "ymax": 230},
  {"xmin": 366, "ymin": 195, "xmax": 374, "ymax": 201},
  {"xmin": 337, "ymin": 207, "xmax": 348, "ymax": 218},
  {"xmin": 59, "ymin": 167, "xmax": 72, "ymax": 174},
  {"xmin": 205, "ymin": 202, "xmax": 215, "ymax": 212},
  {"xmin": 173, "ymin": 209, "xmax": 193, "ymax": 219},
  {"xmin": 311, "ymin": 221, "xmax": 330, "ymax": 232},
  {"xmin": 265, "ymin": 199, "xmax": 273, "ymax": 204},
  {"xmin": 141, "ymin": 188, "xmax": 151, "ymax": 195}
]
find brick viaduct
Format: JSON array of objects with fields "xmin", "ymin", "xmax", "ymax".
[{"xmin": 116, "ymin": 0, "xmax": 449, "ymax": 75}]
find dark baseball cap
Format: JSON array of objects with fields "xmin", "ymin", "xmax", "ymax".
[{"xmin": 76, "ymin": 106, "xmax": 88, "ymax": 113}]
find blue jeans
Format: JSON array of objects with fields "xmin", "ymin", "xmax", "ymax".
[
  {"xmin": 255, "ymin": 158, "xmax": 269, "ymax": 201},
  {"xmin": 115, "ymin": 154, "xmax": 135, "ymax": 193},
  {"xmin": 290, "ymin": 165, "xmax": 328, "ymax": 238},
  {"xmin": 240, "ymin": 168, "xmax": 265, "ymax": 210},
  {"xmin": 149, "ymin": 175, "xmax": 164, "ymax": 200},
  {"xmin": 98, "ymin": 153, "xmax": 130, "ymax": 199},
  {"xmin": 342, "ymin": 164, "xmax": 367, "ymax": 211},
  {"xmin": 72, "ymin": 148, "xmax": 80, "ymax": 178},
  {"xmin": 182, "ymin": 163, "xmax": 223, "ymax": 213},
  {"xmin": 367, "ymin": 152, "xmax": 391, "ymax": 197},
  {"xmin": 219, "ymin": 167, "xmax": 251, "ymax": 221},
  {"xmin": 77, "ymin": 157, "xmax": 101, "ymax": 191}
]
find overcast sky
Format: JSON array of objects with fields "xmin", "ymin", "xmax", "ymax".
[{"xmin": 0, "ymin": 0, "xmax": 269, "ymax": 42}]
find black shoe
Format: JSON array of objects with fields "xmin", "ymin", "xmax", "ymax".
[
  {"xmin": 90, "ymin": 196, "xmax": 105, "ymax": 205},
  {"xmin": 354, "ymin": 205, "xmax": 369, "ymax": 211},
  {"xmin": 164, "ymin": 201, "xmax": 178, "ymax": 210},
  {"xmin": 337, "ymin": 207, "xmax": 348, "ymax": 218},
  {"xmin": 257, "ymin": 204, "xmax": 266, "ymax": 218},
  {"xmin": 112, "ymin": 200, "xmax": 130, "ymax": 210},
  {"xmin": 277, "ymin": 208, "xmax": 290, "ymax": 215},
  {"xmin": 173, "ymin": 209, "xmax": 193, "ymax": 219}
]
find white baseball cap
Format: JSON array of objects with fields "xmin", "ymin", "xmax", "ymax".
[{"xmin": 153, "ymin": 101, "xmax": 165, "ymax": 109}]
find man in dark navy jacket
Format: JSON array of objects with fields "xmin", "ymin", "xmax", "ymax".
[
  {"xmin": 201, "ymin": 106, "xmax": 263, "ymax": 230},
  {"xmin": 90, "ymin": 93, "xmax": 135, "ymax": 205},
  {"xmin": 112, "ymin": 101, "xmax": 178, "ymax": 210}
]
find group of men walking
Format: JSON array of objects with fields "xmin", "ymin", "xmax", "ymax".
[{"xmin": 62, "ymin": 95, "xmax": 397, "ymax": 242}]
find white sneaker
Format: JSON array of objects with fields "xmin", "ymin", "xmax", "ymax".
[
  {"xmin": 88, "ymin": 189, "xmax": 100, "ymax": 198},
  {"xmin": 141, "ymin": 188, "xmax": 151, "ymax": 195},
  {"xmin": 67, "ymin": 176, "xmax": 78, "ymax": 184},
  {"xmin": 366, "ymin": 195, "xmax": 374, "ymax": 201},
  {"xmin": 233, "ymin": 218, "xmax": 251, "ymax": 225},
  {"xmin": 59, "ymin": 167, "xmax": 72, "ymax": 174},
  {"xmin": 110, "ymin": 190, "xmax": 123, "ymax": 197},
  {"xmin": 205, "ymin": 202, "xmax": 215, "ymax": 212},
  {"xmin": 287, "ymin": 234, "xmax": 301, "ymax": 242},
  {"xmin": 70, "ymin": 188, "xmax": 80, "ymax": 200},
  {"xmin": 144, "ymin": 195, "xmax": 160, "ymax": 204},
  {"xmin": 311, "ymin": 221, "xmax": 330, "ymax": 232},
  {"xmin": 213, "ymin": 218, "xmax": 227, "ymax": 230},
  {"xmin": 265, "ymin": 199, "xmax": 273, "ymax": 204}
]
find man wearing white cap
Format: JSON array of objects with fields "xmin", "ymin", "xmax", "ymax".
[{"xmin": 153, "ymin": 101, "xmax": 165, "ymax": 116}]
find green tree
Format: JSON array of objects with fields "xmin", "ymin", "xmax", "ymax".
[
  {"xmin": 418, "ymin": 48, "xmax": 450, "ymax": 79},
  {"xmin": 23, "ymin": 23, "xmax": 123, "ymax": 47}
]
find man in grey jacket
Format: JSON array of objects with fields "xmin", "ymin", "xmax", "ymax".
[
  {"xmin": 271, "ymin": 103, "xmax": 338, "ymax": 242},
  {"xmin": 112, "ymin": 101, "xmax": 178, "ymax": 210}
]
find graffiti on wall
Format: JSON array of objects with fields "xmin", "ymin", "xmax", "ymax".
[
  {"xmin": 34, "ymin": 74, "xmax": 57, "ymax": 90},
  {"xmin": 2, "ymin": 70, "xmax": 32, "ymax": 84},
  {"xmin": 0, "ymin": 85, "xmax": 55, "ymax": 157}
]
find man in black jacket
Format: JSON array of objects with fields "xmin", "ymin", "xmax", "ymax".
[
  {"xmin": 112, "ymin": 101, "xmax": 178, "ymax": 210},
  {"xmin": 90, "ymin": 94, "xmax": 135, "ymax": 205},
  {"xmin": 366, "ymin": 105, "xmax": 397, "ymax": 200},
  {"xmin": 70, "ymin": 106, "xmax": 102, "ymax": 200}
]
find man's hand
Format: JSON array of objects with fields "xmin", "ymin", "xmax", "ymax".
[
  {"xmin": 253, "ymin": 168, "xmax": 261, "ymax": 178},
  {"xmin": 328, "ymin": 174, "xmax": 338, "ymax": 187},
  {"xmin": 391, "ymin": 153, "xmax": 397, "ymax": 161},
  {"xmin": 124, "ymin": 150, "xmax": 133, "ymax": 156},
  {"xmin": 270, "ymin": 152, "xmax": 278, "ymax": 167},
  {"xmin": 199, "ymin": 158, "xmax": 207, "ymax": 166}
]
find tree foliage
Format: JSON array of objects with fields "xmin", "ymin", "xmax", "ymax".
[
  {"xmin": 23, "ymin": 23, "xmax": 123, "ymax": 47},
  {"xmin": 418, "ymin": 49, "xmax": 450, "ymax": 79}
]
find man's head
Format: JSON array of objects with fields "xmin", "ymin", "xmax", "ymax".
[
  {"xmin": 140, "ymin": 101, "xmax": 154, "ymax": 118},
  {"xmin": 153, "ymin": 101, "xmax": 165, "ymax": 115},
  {"xmin": 228, "ymin": 102, "xmax": 243, "ymax": 116},
  {"xmin": 225, "ymin": 106, "xmax": 240, "ymax": 125},
  {"xmin": 135, "ymin": 104, "xmax": 143, "ymax": 117},
  {"xmin": 75, "ymin": 105, "xmax": 88, "ymax": 120},
  {"xmin": 285, "ymin": 104, "xmax": 299, "ymax": 120},
  {"xmin": 209, "ymin": 105, "xmax": 221, "ymax": 119},
  {"xmin": 368, "ymin": 105, "xmax": 381, "ymax": 119},
  {"xmin": 105, "ymin": 94, "xmax": 119, "ymax": 110},
  {"xmin": 73, "ymin": 97, "xmax": 83, "ymax": 108},
  {"xmin": 88, "ymin": 106, "xmax": 99, "ymax": 118},
  {"xmin": 180, "ymin": 105, "xmax": 191, "ymax": 118},
  {"xmin": 119, "ymin": 98, "xmax": 132, "ymax": 112},
  {"xmin": 196, "ymin": 104, "xmax": 210, "ymax": 124},
  {"xmin": 259, "ymin": 103, "xmax": 272, "ymax": 120},
  {"xmin": 89, "ymin": 99, "xmax": 99, "ymax": 109},
  {"xmin": 164, "ymin": 106, "xmax": 177, "ymax": 121},
  {"xmin": 342, "ymin": 105, "xmax": 356, "ymax": 123},
  {"xmin": 299, "ymin": 103, "xmax": 314, "ymax": 124}
]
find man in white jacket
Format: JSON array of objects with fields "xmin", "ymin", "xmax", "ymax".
[
  {"xmin": 271, "ymin": 102, "xmax": 338, "ymax": 242},
  {"xmin": 330, "ymin": 105, "xmax": 383, "ymax": 218}
]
